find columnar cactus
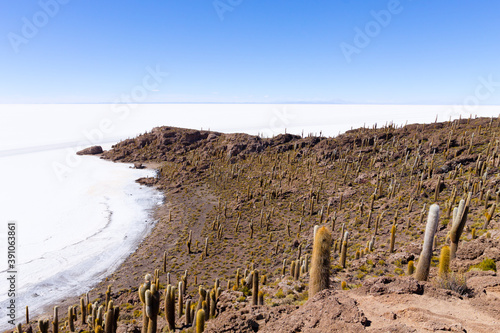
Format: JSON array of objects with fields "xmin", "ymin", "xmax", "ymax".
[
  {"xmin": 235, "ymin": 269, "xmax": 240, "ymax": 289},
  {"xmin": 68, "ymin": 306, "xmax": 75, "ymax": 332},
  {"xmin": 105, "ymin": 286, "xmax": 111, "ymax": 310},
  {"xmin": 407, "ymin": 261, "xmax": 415, "ymax": 275},
  {"xmin": 178, "ymin": 281, "xmax": 184, "ymax": 318},
  {"xmin": 196, "ymin": 309, "xmax": 205, "ymax": 333},
  {"xmin": 139, "ymin": 276, "xmax": 152, "ymax": 333},
  {"xmin": 164, "ymin": 285, "xmax": 175, "ymax": 331},
  {"xmin": 438, "ymin": 246, "xmax": 451, "ymax": 278},
  {"xmin": 187, "ymin": 230, "xmax": 192, "ymax": 254},
  {"xmin": 163, "ymin": 251, "xmax": 167, "ymax": 273},
  {"xmin": 434, "ymin": 175, "xmax": 441, "ymax": 201},
  {"xmin": 185, "ymin": 299, "xmax": 192, "ymax": 326},
  {"xmin": 96, "ymin": 305, "xmax": 104, "ymax": 328},
  {"xmin": 389, "ymin": 224, "xmax": 397, "ymax": 253},
  {"xmin": 340, "ymin": 231, "xmax": 349, "ymax": 268},
  {"xmin": 483, "ymin": 203, "xmax": 496, "ymax": 230},
  {"xmin": 309, "ymin": 226, "xmax": 332, "ymax": 298},
  {"xmin": 38, "ymin": 320, "xmax": 49, "ymax": 333},
  {"xmin": 104, "ymin": 301, "xmax": 114, "ymax": 333},
  {"xmin": 146, "ymin": 285, "xmax": 160, "ymax": 333},
  {"xmin": 415, "ymin": 204, "xmax": 440, "ymax": 281},
  {"xmin": 209, "ymin": 291, "xmax": 217, "ymax": 318},
  {"xmin": 252, "ymin": 270, "xmax": 259, "ymax": 306},
  {"xmin": 450, "ymin": 193, "xmax": 471, "ymax": 259},
  {"xmin": 80, "ymin": 297, "xmax": 86, "ymax": 326},
  {"xmin": 53, "ymin": 306, "xmax": 58, "ymax": 333}
]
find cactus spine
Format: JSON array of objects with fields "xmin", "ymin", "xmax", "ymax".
[
  {"xmin": 309, "ymin": 226, "xmax": 332, "ymax": 298},
  {"xmin": 415, "ymin": 204, "xmax": 440, "ymax": 281}
]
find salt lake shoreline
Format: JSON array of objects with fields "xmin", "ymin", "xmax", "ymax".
[{"xmin": 3, "ymin": 158, "xmax": 168, "ymax": 333}]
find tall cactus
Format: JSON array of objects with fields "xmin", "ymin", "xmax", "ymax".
[
  {"xmin": 52, "ymin": 306, "xmax": 58, "ymax": 333},
  {"xmin": 340, "ymin": 231, "xmax": 349, "ymax": 268},
  {"xmin": 415, "ymin": 204, "xmax": 440, "ymax": 281},
  {"xmin": 209, "ymin": 290, "xmax": 217, "ymax": 318},
  {"xmin": 196, "ymin": 309, "xmax": 205, "ymax": 333},
  {"xmin": 145, "ymin": 285, "xmax": 160, "ymax": 333},
  {"xmin": 164, "ymin": 285, "xmax": 175, "ymax": 331},
  {"xmin": 38, "ymin": 320, "xmax": 49, "ymax": 333},
  {"xmin": 450, "ymin": 193, "xmax": 471, "ymax": 259},
  {"xmin": 309, "ymin": 226, "xmax": 332, "ymax": 298},
  {"xmin": 185, "ymin": 299, "xmax": 192, "ymax": 326},
  {"xmin": 252, "ymin": 270, "xmax": 259, "ymax": 306},
  {"xmin": 483, "ymin": 203, "xmax": 496, "ymax": 230},
  {"xmin": 438, "ymin": 246, "xmax": 451, "ymax": 278},
  {"xmin": 389, "ymin": 223, "xmax": 397, "ymax": 253},
  {"xmin": 80, "ymin": 297, "xmax": 86, "ymax": 326},
  {"xmin": 138, "ymin": 277, "xmax": 151, "ymax": 333},
  {"xmin": 178, "ymin": 281, "xmax": 184, "ymax": 319},
  {"xmin": 104, "ymin": 301, "xmax": 114, "ymax": 333},
  {"xmin": 68, "ymin": 306, "xmax": 75, "ymax": 332}
]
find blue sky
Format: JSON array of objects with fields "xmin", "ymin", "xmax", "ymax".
[{"xmin": 1, "ymin": 0, "xmax": 499, "ymax": 104}]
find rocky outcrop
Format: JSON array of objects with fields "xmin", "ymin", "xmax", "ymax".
[{"xmin": 76, "ymin": 145, "xmax": 103, "ymax": 155}]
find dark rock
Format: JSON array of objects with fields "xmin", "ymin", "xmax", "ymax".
[{"xmin": 76, "ymin": 145, "xmax": 103, "ymax": 155}]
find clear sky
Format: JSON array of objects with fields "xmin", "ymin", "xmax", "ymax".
[{"xmin": 1, "ymin": 0, "xmax": 499, "ymax": 104}]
